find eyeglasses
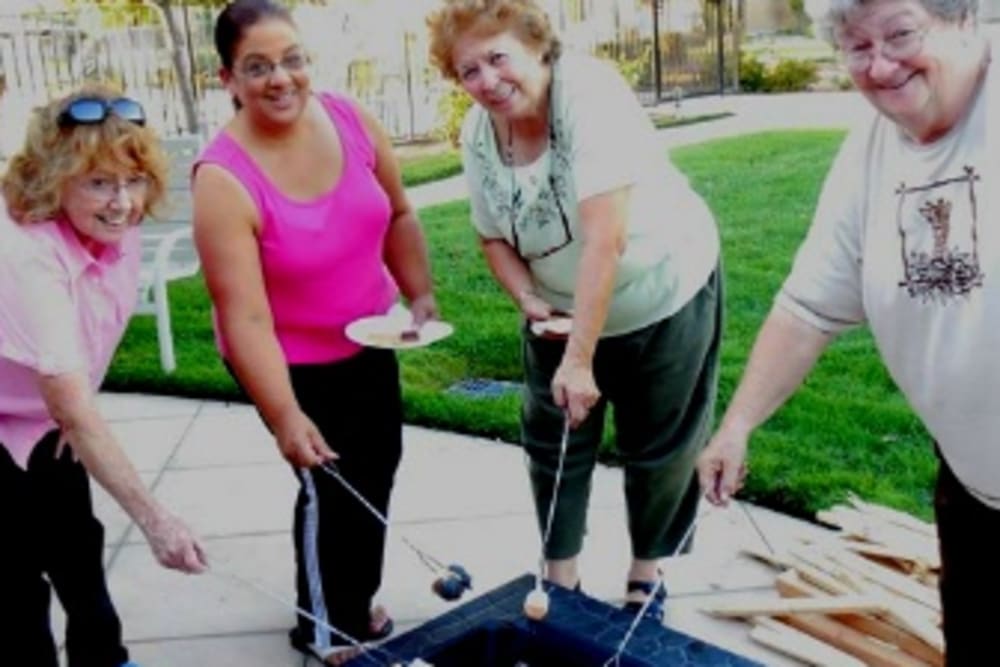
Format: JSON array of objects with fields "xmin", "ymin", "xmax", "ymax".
[
  {"xmin": 58, "ymin": 97, "xmax": 146, "ymax": 128},
  {"xmin": 511, "ymin": 174, "xmax": 574, "ymax": 261},
  {"xmin": 841, "ymin": 27, "xmax": 929, "ymax": 72},
  {"xmin": 238, "ymin": 51, "xmax": 308, "ymax": 81},
  {"xmin": 78, "ymin": 174, "xmax": 150, "ymax": 202}
]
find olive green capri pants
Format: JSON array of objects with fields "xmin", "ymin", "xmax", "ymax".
[{"xmin": 521, "ymin": 268, "xmax": 722, "ymax": 560}]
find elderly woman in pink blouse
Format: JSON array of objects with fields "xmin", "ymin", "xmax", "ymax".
[{"xmin": 0, "ymin": 85, "xmax": 206, "ymax": 667}]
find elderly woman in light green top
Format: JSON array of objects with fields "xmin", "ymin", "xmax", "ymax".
[{"xmin": 428, "ymin": 0, "xmax": 722, "ymax": 620}]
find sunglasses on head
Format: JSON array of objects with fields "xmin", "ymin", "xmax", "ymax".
[{"xmin": 58, "ymin": 97, "xmax": 146, "ymax": 128}]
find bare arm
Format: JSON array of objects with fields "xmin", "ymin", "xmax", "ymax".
[
  {"xmin": 192, "ymin": 165, "xmax": 333, "ymax": 468},
  {"xmin": 479, "ymin": 190, "xmax": 628, "ymax": 331},
  {"xmin": 697, "ymin": 306, "xmax": 834, "ymax": 504},
  {"xmin": 39, "ymin": 373, "xmax": 206, "ymax": 572},
  {"xmin": 554, "ymin": 187, "xmax": 628, "ymax": 426},
  {"xmin": 479, "ymin": 238, "xmax": 554, "ymax": 320},
  {"xmin": 478, "ymin": 188, "xmax": 626, "ymax": 426},
  {"xmin": 357, "ymin": 106, "xmax": 438, "ymax": 324}
]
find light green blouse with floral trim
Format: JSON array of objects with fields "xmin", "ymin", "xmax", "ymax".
[{"xmin": 460, "ymin": 52, "xmax": 719, "ymax": 337}]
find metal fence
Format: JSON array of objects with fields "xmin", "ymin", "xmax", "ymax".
[
  {"xmin": 0, "ymin": 0, "xmax": 740, "ymax": 148},
  {"xmin": 551, "ymin": 0, "xmax": 741, "ymax": 103}
]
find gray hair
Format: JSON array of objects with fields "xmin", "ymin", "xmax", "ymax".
[{"xmin": 821, "ymin": 0, "xmax": 978, "ymax": 41}]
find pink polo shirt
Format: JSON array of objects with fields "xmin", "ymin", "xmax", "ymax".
[{"xmin": 0, "ymin": 207, "xmax": 140, "ymax": 468}]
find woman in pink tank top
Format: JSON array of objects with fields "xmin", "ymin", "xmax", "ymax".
[{"xmin": 192, "ymin": 2, "xmax": 438, "ymax": 663}]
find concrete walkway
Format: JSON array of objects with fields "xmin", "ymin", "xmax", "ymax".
[
  {"xmin": 79, "ymin": 91, "xmax": 873, "ymax": 666},
  {"xmin": 84, "ymin": 394, "xmax": 839, "ymax": 667}
]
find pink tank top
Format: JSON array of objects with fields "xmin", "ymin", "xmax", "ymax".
[{"xmin": 196, "ymin": 93, "xmax": 398, "ymax": 364}]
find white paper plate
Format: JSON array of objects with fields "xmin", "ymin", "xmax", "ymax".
[
  {"xmin": 530, "ymin": 316, "xmax": 573, "ymax": 338},
  {"xmin": 346, "ymin": 315, "xmax": 454, "ymax": 350}
]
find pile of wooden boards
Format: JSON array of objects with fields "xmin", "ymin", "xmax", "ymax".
[{"xmin": 701, "ymin": 494, "xmax": 943, "ymax": 666}]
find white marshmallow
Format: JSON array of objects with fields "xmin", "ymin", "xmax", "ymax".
[{"xmin": 523, "ymin": 588, "xmax": 550, "ymax": 620}]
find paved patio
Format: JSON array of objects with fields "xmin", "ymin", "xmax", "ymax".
[
  {"xmin": 71, "ymin": 393, "xmax": 839, "ymax": 667},
  {"xmin": 46, "ymin": 90, "xmax": 875, "ymax": 665}
]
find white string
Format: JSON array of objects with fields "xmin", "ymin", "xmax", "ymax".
[
  {"xmin": 537, "ymin": 412, "xmax": 571, "ymax": 588},
  {"xmin": 705, "ymin": 500, "xmax": 775, "ymax": 592},
  {"xmin": 736, "ymin": 499, "xmax": 775, "ymax": 555},
  {"xmin": 209, "ymin": 567, "xmax": 398, "ymax": 666},
  {"xmin": 601, "ymin": 505, "xmax": 714, "ymax": 667},
  {"xmin": 320, "ymin": 462, "xmax": 445, "ymax": 573}
]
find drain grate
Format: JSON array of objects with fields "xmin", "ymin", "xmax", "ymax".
[{"xmin": 446, "ymin": 378, "xmax": 522, "ymax": 399}]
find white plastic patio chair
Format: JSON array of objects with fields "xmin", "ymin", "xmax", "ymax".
[
  {"xmin": 136, "ymin": 227, "xmax": 200, "ymax": 373},
  {"xmin": 135, "ymin": 134, "xmax": 202, "ymax": 373}
]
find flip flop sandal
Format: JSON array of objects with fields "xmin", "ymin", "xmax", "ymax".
[
  {"xmin": 288, "ymin": 629, "xmax": 362, "ymax": 666},
  {"xmin": 288, "ymin": 606, "xmax": 394, "ymax": 663},
  {"xmin": 622, "ymin": 579, "xmax": 667, "ymax": 623},
  {"xmin": 362, "ymin": 606, "xmax": 394, "ymax": 641}
]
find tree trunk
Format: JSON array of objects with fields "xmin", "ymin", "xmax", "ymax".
[{"xmin": 152, "ymin": 0, "xmax": 198, "ymax": 134}]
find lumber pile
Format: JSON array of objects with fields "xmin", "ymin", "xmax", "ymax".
[{"xmin": 701, "ymin": 494, "xmax": 943, "ymax": 666}]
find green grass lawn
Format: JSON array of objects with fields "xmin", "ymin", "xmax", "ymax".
[
  {"xmin": 106, "ymin": 130, "xmax": 937, "ymax": 522},
  {"xmin": 396, "ymin": 112, "xmax": 732, "ymax": 185},
  {"xmin": 399, "ymin": 148, "xmax": 463, "ymax": 187},
  {"xmin": 649, "ymin": 111, "xmax": 734, "ymax": 130}
]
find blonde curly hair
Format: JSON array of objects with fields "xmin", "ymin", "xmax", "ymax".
[
  {"xmin": 2, "ymin": 83, "xmax": 169, "ymax": 223},
  {"xmin": 427, "ymin": 0, "xmax": 562, "ymax": 82}
]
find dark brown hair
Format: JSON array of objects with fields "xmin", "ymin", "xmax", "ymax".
[{"xmin": 214, "ymin": 0, "xmax": 294, "ymax": 71}]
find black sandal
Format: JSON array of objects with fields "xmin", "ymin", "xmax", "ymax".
[{"xmin": 622, "ymin": 579, "xmax": 667, "ymax": 622}]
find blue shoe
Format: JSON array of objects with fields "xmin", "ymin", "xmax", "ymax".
[{"xmin": 120, "ymin": 662, "xmax": 142, "ymax": 667}]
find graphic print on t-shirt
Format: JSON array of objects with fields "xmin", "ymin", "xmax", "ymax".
[{"xmin": 896, "ymin": 165, "xmax": 985, "ymax": 302}]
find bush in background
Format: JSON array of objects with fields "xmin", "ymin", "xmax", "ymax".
[
  {"xmin": 767, "ymin": 58, "xmax": 820, "ymax": 91},
  {"xmin": 595, "ymin": 44, "xmax": 652, "ymax": 89},
  {"xmin": 436, "ymin": 86, "xmax": 474, "ymax": 148},
  {"xmin": 738, "ymin": 53, "xmax": 768, "ymax": 92},
  {"xmin": 739, "ymin": 53, "xmax": 819, "ymax": 92},
  {"xmin": 835, "ymin": 75, "xmax": 855, "ymax": 91}
]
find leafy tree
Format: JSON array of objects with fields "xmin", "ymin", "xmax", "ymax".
[
  {"xmin": 66, "ymin": 0, "xmax": 324, "ymax": 134},
  {"xmin": 788, "ymin": 0, "xmax": 811, "ymax": 33}
]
